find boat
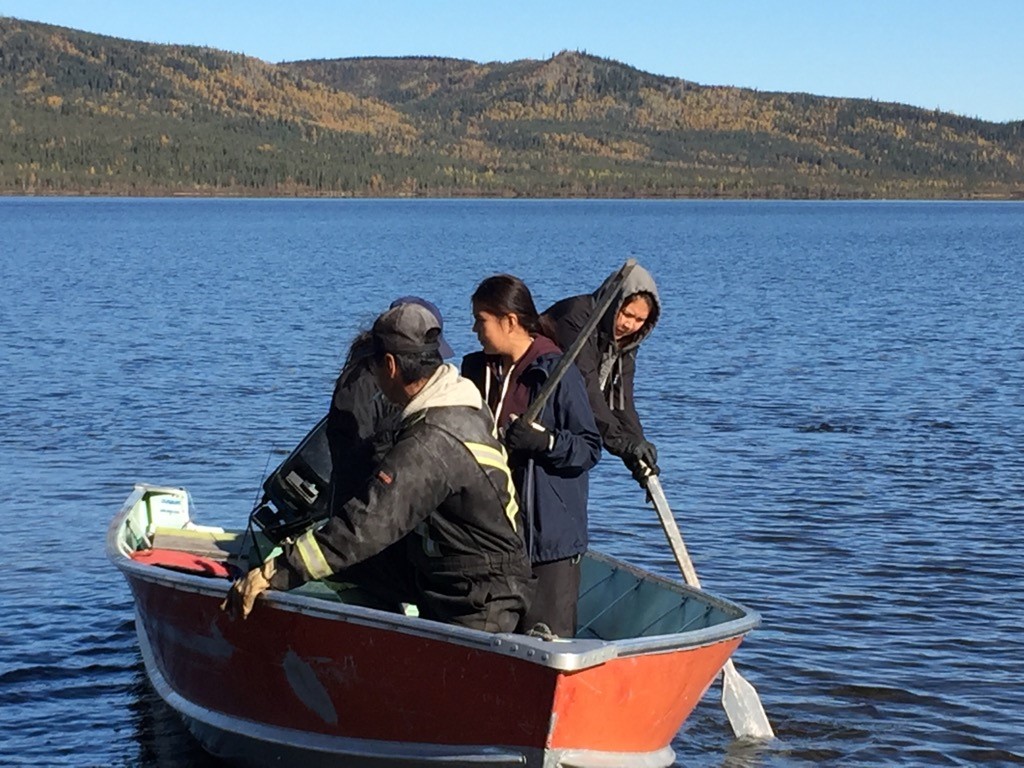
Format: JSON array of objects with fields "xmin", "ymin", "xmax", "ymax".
[{"xmin": 108, "ymin": 482, "xmax": 761, "ymax": 768}]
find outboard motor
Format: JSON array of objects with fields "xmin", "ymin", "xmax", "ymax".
[{"xmin": 250, "ymin": 416, "xmax": 332, "ymax": 545}]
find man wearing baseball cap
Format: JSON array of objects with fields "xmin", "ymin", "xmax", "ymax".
[
  {"xmin": 323, "ymin": 295, "xmax": 454, "ymax": 513},
  {"xmin": 226, "ymin": 303, "xmax": 533, "ymax": 633},
  {"xmin": 387, "ymin": 295, "xmax": 455, "ymax": 358}
]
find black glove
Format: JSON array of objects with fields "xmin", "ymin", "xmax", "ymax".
[
  {"xmin": 622, "ymin": 439, "xmax": 659, "ymax": 485},
  {"xmin": 504, "ymin": 417, "xmax": 554, "ymax": 455},
  {"xmin": 623, "ymin": 438, "xmax": 658, "ymax": 469}
]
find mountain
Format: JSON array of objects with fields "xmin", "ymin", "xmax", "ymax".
[{"xmin": 2, "ymin": 17, "xmax": 1023, "ymax": 198}]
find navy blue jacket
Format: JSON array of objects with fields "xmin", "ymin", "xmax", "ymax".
[{"xmin": 462, "ymin": 350, "xmax": 601, "ymax": 564}]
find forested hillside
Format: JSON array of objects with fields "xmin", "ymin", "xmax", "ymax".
[{"xmin": 3, "ymin": 17, "xmax": 1023, "ymax": 197}]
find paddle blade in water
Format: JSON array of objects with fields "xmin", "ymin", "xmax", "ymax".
[{"xmin": 721, "ymin": 659, "xmax": 775, "ymax": 739}]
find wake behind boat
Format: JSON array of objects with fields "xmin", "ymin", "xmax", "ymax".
[{"xmin": 109, "ymin": 483, "xmax": 761, "ymax": 768}]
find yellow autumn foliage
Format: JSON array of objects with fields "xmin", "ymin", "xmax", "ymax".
[
  {"xmin": 3, "ymin": 19, "xmax": 1022, "ymax": 198},
  {"xmin": 543, "ymin": 132, "xmax": 648, "ymax": 160}
]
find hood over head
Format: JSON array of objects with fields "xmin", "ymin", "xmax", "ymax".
[
  {"xmin": 596, "ymin": 262, "xmax": 660, "ymax": 352},
  {"xmin": 592, "ymin": 263, "xmax": 660, "ymax": 400}
]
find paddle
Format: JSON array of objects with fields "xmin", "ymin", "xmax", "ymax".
[{"xmin": 644, "ymin": 473, "xmax": 775, "ymax": 739}]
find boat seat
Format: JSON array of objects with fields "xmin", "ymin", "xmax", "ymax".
[
  {"xmin": 131, "ymin": 548, "xmax": 237, "ymax": 579},
  {"xmin": 150, "ymin": 527, "xmax": 243, "ymax": 560}
]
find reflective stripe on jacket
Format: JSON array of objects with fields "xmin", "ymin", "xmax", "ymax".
[{"xmin": 276, "ymin": 365, "xmax": 531, "ymax": 618}]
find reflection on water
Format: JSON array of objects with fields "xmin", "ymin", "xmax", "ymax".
[{"xmin": 129, "ymin": 667, "xmax": 221, "ymax": 768}]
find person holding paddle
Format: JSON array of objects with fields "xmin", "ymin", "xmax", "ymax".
[
  {"xmin": 462, "ymin": 274, "xmax": 601, "ymax": 638},
  {"xmin": 542, "ymin": 264, "xmax": 661, "ymax": 487}
]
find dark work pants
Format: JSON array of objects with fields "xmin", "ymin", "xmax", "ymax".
[
  {"xmin": 518, "ymin": 556, "xmax": 581, "ymax": 638},
  {"xmin": 339, "ymin": 538, "xmax": 530, "ymax": 634}
]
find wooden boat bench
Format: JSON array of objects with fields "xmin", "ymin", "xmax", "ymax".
[{"xmin": 150, "ymin": 526, "xmax": 244, "ymax": 560}]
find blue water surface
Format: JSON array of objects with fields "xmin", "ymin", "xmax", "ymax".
[{"xmin": 1, "ymin": 198, "xmax": 1023, "ymax": 767}]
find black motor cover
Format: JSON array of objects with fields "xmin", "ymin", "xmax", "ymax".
[{"xmin": 252, "ymin": 416, "xmax": 331, "ymax": 542}]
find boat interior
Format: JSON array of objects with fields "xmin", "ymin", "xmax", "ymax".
[{"xmin": 115, "ymin": 485, "xmax": 744, "ymax": 642}]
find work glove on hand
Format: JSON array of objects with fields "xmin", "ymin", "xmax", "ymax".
[
  {"xmin": 622, "ymin": 439, "xmax": 660, "ymax": 487},
  {"xmin": 221, "ymin": 558, "xmax": 277, "ymax": 620},
  {"xmin": 503, "ymin": 416, "xmax": 554, "ymax": 455}
]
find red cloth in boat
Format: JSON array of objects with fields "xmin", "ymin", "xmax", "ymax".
[{"xmin": 131, "ymin": 548, "xmax": 234, "ymax": 579}]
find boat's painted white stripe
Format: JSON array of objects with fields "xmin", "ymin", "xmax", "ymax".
[{"xmin": 550, "ymin": 746, "xmax": 676, "ymax": 768}]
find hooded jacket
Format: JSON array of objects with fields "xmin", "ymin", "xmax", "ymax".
[
  {"xmin": 325, "ymin": 338, "xmax": 400, "ymax": 513},
  {"xmin": 462, "ymin": 338, "xmax": 601, "ymax": 564},
  {"xmin": 273, "ymin": 364, "xmax": 532, "ymax": 631},
  {"xmin": 541, "ymin": 265, "xmax": 661, "ymax": 457}
]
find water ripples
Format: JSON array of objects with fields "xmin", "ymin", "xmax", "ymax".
[{"xmin": 3, "ymin": 199, "xmax": 1024, "ymax": 766}]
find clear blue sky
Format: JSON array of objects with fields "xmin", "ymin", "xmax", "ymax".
[{"xmin": 3, "ymin": 0, "xmax": 1022, "ymax": 123}]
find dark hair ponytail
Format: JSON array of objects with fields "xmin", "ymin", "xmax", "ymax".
[
  {"xmin": 343, "ymin": 330, "xmax": 374, "ymax": 369},
  {"xmin": 472, "ymin": 275, "xmax": 543, "ymax": 334}
]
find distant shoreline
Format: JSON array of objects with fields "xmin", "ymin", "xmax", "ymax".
[{"xmin": 2, "ymin": 190, "xmax": 1022, "ymax": 201}]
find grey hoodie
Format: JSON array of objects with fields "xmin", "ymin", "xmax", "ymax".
[
  {"xmin": 596, "ymin": 264, "xmax": 661, "ymax": 398},
  {"xmin": 542, "ymin": 264, "xmax": 661, "ymax": 456},
  {"xmin": 401, "ymin": 363, "xmax": 484, "ymax": 420}
]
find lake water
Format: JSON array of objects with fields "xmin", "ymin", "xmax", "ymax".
[{"xmin": 1, "ymin": 198, "xmax": 1022, "ymax": 767}]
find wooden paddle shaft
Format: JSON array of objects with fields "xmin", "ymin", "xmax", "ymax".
[
  {"xmin": 645, "ymin": 475, "xmax": 701, "ymax": 587},
  {"xmin": 645, "ymin": 473, "xmax": 775, "ymax": 739}
]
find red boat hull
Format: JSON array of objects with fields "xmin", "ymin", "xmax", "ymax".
[
  {"xmin": 129, "ymin": 571, "xmax": 741, "ymax": 764},
  {"xmin": 109, "ymin": 485, "xmax": 760, "ymax": 767}
]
